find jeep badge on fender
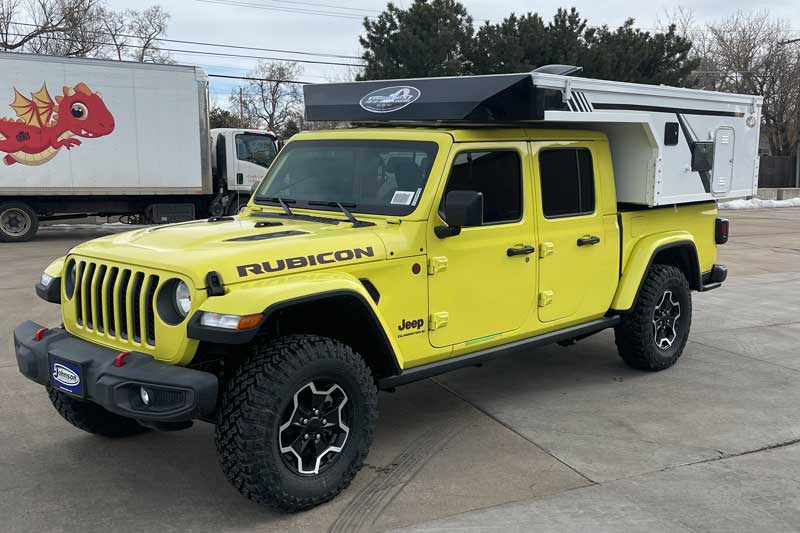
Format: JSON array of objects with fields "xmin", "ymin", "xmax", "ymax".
[{"xmin": 16, "ymin": 66, "xmax": 745, "ymax": 512}]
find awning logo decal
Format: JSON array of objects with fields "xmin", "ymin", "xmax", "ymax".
[{"xmin": 359, "ymin": 86, "xmax": 421, "ymax": 113}]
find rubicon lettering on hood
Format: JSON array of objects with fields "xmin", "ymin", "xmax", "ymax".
[{"xmin": 237, "ymin": 246, "xmax": 375, "ymax": 278}]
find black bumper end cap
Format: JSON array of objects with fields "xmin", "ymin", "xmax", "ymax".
[{"xmin": 701, "ymin": 264, "xmax": 727, "ymax": 291}]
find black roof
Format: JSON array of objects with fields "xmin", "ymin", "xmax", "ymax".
[{"xmin": 303, "ymin": 73, "xmax": 544, "ymax": 123}]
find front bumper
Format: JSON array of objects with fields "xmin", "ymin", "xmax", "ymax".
[{"xmin": 14, "ymin": 321, "xmax": 218, "ymax": 423}]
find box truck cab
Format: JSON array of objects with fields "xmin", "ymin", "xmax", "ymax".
[{"xmin": 210, "ymin": 128, "xmax": 278, "ymax": 215}]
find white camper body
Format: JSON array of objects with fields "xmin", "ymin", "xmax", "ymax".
[{"xmin": 531, "ymin": 72, "xmax": 763, "ymax": 206}]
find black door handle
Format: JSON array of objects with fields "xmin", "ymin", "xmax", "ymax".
[
  {"xmin": 577, "ymin": 235, "xmax": 601, "ymax": 246},
  {"xmin": 507, "ymin": 245, "xmax": 535, "ymax": 256}
]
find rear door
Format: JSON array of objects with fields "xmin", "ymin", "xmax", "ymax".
[
  {"xmin": 531, "ymin": 142, "xmax": 618, "ymax": 323},
  {"xmin": 712, "ymin": 127, "xmax": 735, "ymax": 196},
  {"xmin": 427, "ymin": 143, "xmax": 537, "ymax": 348}
]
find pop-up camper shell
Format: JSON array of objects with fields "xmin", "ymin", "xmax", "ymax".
[{"xmin": 303, "ymin": 67, "xmax": 763, "ymax": 207}]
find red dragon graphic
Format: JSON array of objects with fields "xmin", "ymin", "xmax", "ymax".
[{"xmin": 0, "ymin": 82, "xmax": 115, "ymax": 166}]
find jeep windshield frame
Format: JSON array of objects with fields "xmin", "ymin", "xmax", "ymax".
[{"xmin": 253, "ymin": 139, "xmax": 439, "ymax": 217}]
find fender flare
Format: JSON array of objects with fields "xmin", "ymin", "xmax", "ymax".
[
  {"xmin": 611, "ymin": 233, "xmax": 700, "ymax": 312},
  {"xmin": 187, "ymin": 273, "xmax": 404, "ymax": 373}
]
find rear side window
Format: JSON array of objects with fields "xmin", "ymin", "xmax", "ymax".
[
  {"xmin": 539, "ymin": 148, "xmax": 595, "ymax": 218},
  {"xmin": 444, "ymin": 151, "xmax": 522, "ymax": 224}
]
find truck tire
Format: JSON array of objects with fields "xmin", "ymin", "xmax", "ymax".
[
  {"xmin": 0, "ymin": 201, "xmax": 39, "ymax": 242},
  {"xmin": 47, "ymin": 386, "xmax": 149, "ymax": 438},
  {"xmin": 615, "ymin": 264, "xmax": 692, "ymax": 371},
  {"xmin": 216, "ymin": 335, "xmax": 378, "ymax": 512}
]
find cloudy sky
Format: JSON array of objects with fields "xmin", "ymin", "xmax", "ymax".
[{"xmin": 106, "ymin": 0, "xmax": 800, "ymax": 107}]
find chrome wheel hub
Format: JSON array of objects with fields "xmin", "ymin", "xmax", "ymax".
[
  {"xmin": 279, "ymin": 381, "xmax": 350, "ymax": 475},
  {"xmin": 653, "ymin": 290, "xmax": 681, "ymax": 349},
  {"xmin": 0, "ymin": 208, "xmax": 31, "ymax": 237}
]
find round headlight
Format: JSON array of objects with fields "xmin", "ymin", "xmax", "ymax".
[{"xmin": 175, "ymin": 281, "xmax": 191, "ymax": 317}]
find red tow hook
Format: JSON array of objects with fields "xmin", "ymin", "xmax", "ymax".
[
  {"xmin": 114, "ymin": 352, "xmax": 130, "ymax": 368},
  {"xmin": 34, "ymin": 328, "xmax": 49, "ymax": 342}
]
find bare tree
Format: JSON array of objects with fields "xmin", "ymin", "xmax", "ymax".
[
  {"xmin": 0, "ymin": 0, "xmax": 99, "ymax": 52},
  {"xmin": 233, "ymin": 61, "xmax": 303, "ymax": 133},
  {"xmin": 99, "ymin": 5, "xmax": 127, "ymax": 60},
  {"xmin": 701, "ymin": 12, "xmax": 799, "ymax": 156},
  {"xmin": 0, "ymin": 1, "xmax": 172, "ymax": 63},
  {"xmin": 126, "ymin": 5, "xmax": 170, "ymax": 63}
]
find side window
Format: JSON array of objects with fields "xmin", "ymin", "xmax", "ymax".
[
  {"xmin": 444, "ymin": 151, "xmax": 522, "ymax": 224},
  {"xmin": 539, "ymin": 148, "xmax": 595, "ymax": 218}
]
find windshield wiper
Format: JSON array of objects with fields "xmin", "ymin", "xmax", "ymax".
[
  {"xmin": 256, "ymin": 196, "xmax": 296, "ymax": 216},
  {"xmin": 308, "ymin": 201, "xmax": 374, "ymax": 228}
]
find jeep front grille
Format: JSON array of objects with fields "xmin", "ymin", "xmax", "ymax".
[{"xmin": 72, "ymin": 259, "xmax": 160, "ymax": 346}]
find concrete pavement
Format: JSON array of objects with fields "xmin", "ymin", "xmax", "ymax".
[{"xmin": 1, "ymin": 208, "xmax": 799, "ymax": 532}]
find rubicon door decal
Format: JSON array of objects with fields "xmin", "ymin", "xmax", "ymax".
[{"xmin": 0, "ymin": 83, "xmax": 115, "ymax": 166}]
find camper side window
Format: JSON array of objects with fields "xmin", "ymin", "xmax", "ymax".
[
  {"xmin": 444, "ymin": 151, "xmax": 522, "ymax": 224},
  {"xmin": 539, "ymin": 148, "xmax": 595, "ymax": 218}
]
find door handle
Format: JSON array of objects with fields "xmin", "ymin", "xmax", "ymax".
[
  {"xmin": 577, "ymin": 235, "xmax": 601, "ymax": 246},
  {"xmin": 507, "ymin": 245, "xmax": 535, "ymax": 256}
]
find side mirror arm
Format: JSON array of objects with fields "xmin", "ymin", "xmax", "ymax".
[{"xmin": 434, "ymin": 225, "xmax": 461, "ymax": 239}]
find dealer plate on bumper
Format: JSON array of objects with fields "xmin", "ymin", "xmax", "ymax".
[{"xmin": 49, "ymin": 356, "xmax": 85, "ymax": 397}]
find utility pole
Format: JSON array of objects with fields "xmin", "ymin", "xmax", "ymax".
[{"xmin": 239, "ymin": 87, "xmax": 245, "ymax": 128}]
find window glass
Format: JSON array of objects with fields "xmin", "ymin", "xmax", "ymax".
[
  {"xmin": 255, "ymin": 140, "xmax": 438, "ymax": 216},
  {"xmin": 444, "ymin": 151, "xmax": 522, "ymax": 224},
  {"xmin": 236, "ymin": 133, "xmax": 278, "ymax": 168},
  {"xmin": 539, "ymin": 148, "xmax": 595, "ymax": 218}
]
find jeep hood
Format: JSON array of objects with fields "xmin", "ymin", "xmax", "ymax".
[{"xmin": 69, "ymin": 214, "xmax": 390, "ymax": 288}]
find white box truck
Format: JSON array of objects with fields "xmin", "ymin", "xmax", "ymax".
[{"xmin": 0, "ymin": 51, "xmax": 278, "ymax": 242}]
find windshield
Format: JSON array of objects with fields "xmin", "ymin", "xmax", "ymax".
[
  {"xmin": 254, "ymin": 140, "xmax": 439, "ymax": 216},
  {"xmin": 236, "ymin": 133, "xmax": 278, "ymax": 168}
]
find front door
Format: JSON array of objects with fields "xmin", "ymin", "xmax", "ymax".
[
  {"xmin": 532, "ymin": 142, "xmax": 618, "ymax": 323},
  {"xmin": 427, "ymin": 143, "xmax": 536, "ymax": 348},
  {"xmin": 234, "ymin": 132, "xmax": 277, "ymax": 191}
]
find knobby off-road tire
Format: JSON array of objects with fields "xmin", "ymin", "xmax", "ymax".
[
  {"xmin": 0, "ymin": 201, "xmax": 38, "ymax": 242},
  {"xmin": 216, "ymin": 335, "xmax": 378, "ymax": 512},
  {"xmin": 615, "ymin": 264, "xmax": 692, "ymax": 371},
  {"xmin": 47, "ymin": 386, "xmax": 149, "ymax": 438}
]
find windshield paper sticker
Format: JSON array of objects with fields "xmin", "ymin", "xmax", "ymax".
[
  {"xmin": 411, "ymin": 187, "xmax": 422, "ymax": 205},
  {"xmin": 391, "ymin": 190, "xmax": 415, "ymax": 205}
]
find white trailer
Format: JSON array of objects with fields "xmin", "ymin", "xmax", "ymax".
[
  {"xmin": 304, "ymin": 65, "xmax": 763, "ymax": 207},
  {"xmin": 0, "ymin": 52, "xmax": 278, "ymax": 242}
]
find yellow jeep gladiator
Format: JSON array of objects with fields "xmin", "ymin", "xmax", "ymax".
[{"xmin": 16, "ymin": 68, "xmax": 755, "ymax": 512}]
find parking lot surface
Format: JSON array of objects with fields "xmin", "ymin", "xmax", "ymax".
[{"xmin": 2, "ymin": 208, "xmax": 800, "ymax": 532}]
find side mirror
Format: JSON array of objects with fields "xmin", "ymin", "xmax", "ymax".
[{"xmin": 435, "ymin": 190, "xmax": 483, "ymax": 238}]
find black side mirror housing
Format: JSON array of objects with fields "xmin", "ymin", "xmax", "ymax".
[{"xmin": 435, "ymin": 190, "xmax": 483, "ymax": 238}]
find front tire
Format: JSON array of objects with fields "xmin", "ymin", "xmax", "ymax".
[
  {"xmin": 615, "ymin": 264, "xmax": 692, "ymax": 371},
  {"xmin": 47, "ymin": 387, "xmax": 149, "ymax": 438},
  {"xmin": 216, "ymin": 335, "xmax": 378, "ymax": 512},
  {"xmin": 0, "ymin": 201, "xmax": 38, "ymax": 242}
]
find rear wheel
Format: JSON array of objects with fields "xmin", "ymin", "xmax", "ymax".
[
  {"xmin": 0, "ymin": 201, "xmax": 38, "ymax": 242},
  {"xmin": 47, "ymin": 386, "xmax": 149, "ymax": 438},
  {"xmin": 216, "ymin": 335, "xmax": 378, "ymax": 512},
  {"xmin": 615, "ymin": 264, "xmax": 692, "ymax": 371}
]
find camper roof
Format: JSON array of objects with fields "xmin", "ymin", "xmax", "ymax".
[{"xmin": 303, "ymin": 66, "xmax": 762, "ymax": 125}]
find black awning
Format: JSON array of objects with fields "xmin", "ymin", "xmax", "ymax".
[{"xmin": 303, "ymin": 73, "xmax": 541, "ymax": 123}]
